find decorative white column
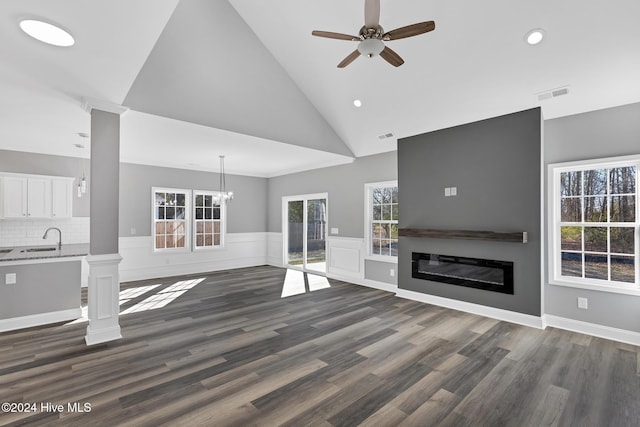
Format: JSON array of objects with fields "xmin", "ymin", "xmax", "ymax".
[{"xmin": 83, "ymin": 99, "xmax": 128, "ymax": 346}]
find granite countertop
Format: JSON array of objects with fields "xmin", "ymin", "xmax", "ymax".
[{"xmin": 0, "ymin": 243, "xmax": 90, "ymax": 262}]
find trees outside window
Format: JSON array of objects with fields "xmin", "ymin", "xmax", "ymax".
[
  {"xmin": 551, "ymin": 157, "xmax": 639, "ymax": 294},
  {"xmin": 365, "ymin": 181, "xmax": 398, "ymax": 260}
]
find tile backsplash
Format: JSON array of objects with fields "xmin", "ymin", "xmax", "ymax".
[{"xmin": 0, "ymin": 217, "xmax": 90, "ymax": 247}]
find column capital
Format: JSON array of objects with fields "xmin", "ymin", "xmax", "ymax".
[{"xmin": 81, "ymin": 97, "xmax": 129, "ymax": 115}]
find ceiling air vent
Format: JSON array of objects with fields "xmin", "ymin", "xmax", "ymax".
[
  {"xmin": 378, "ymin": 132, "xmax": 395, "ymax": 140},
  {"xmin": 537, "ymin": 86, "xmax": 570, "ymax": 101}
]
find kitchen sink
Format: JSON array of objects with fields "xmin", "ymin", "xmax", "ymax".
[{"xmin": 21, "ymin": 247, "xmax": 58, "ymax": 253}]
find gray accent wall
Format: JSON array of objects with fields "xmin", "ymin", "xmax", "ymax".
[
  {"xmin": 544, "ymin": 102, "xmax": 640, "ymax": 332},
  {"xmin": 398, "ymin": 108, "xmax": 542, "ymax": 316},
  {"xmin": 119, "ymin": 162, "xmax": 268, "ymax": 237},
  {"xmin": 0, "ymin": 149, "xmax": 90, "ymax": 217}
]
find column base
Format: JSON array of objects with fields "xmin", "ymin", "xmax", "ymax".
[
  {"xmin": 84, "ymin": 253, "xmax": 123, "ymax": 346},
  {"xmin": 85, "ymin": 324, "xmax": 122, "ymax": 346}
]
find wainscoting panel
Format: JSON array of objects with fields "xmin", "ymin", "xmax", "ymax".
[
  {"xmin": 118, "ymin": 233, "xmax": 268, "ymax": 282},
  {"xmin": 326, "ymin": 236, "xmax": 364, "ymax": 280},
  {"xmin": 266, "ymin": 232, "xmax": 283, "ymax": 268}
]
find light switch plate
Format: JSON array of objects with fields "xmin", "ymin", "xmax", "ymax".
[
  {"xmin": 6, "ymin": 273, "xmax": 17, "ymax": 285},
  {"xmin": 331, "ymin": 227, "xmax": 339, "ymax": 235},
  {"xmin": 444, "ymin": 188, "xmax": 451, "ymax": 197},
  {"xmin": 450, "ymin": 187, "xmax": 457, "ymax": 196}
]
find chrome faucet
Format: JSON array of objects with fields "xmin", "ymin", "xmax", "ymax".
[{"xmin": 43, "ymin": 227, "xmax": 62, "ymax": 249}]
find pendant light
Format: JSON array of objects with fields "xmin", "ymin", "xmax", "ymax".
[
  {"xmin": 74, "ymin": 137, "xmax": 89, "ymax": 198},
  {"xmin": 213, "ymin": 155, "xmax": 233, "ymax": 203}
]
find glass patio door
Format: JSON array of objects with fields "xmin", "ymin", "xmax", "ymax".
[{"xmin": 284, "ymin": 193, "xmax": 328, "ymax": 274}]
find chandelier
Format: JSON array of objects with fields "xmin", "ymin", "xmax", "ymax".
[{"xmin": 213, "ymin": 155, "xmax": 233, "ymax": 203}]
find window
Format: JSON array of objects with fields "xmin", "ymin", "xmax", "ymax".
[
  {"xmin": 153, "ymin": 188, "xmax": 190, "ymax": 251},
  {"xmin": 194, "ymin": 191, "xmax": 223, "ymax": 249},
  {"xmin": 550, "ymin": 155, "xmax": 639, "ymax": 295},
  {"xmin": 365, "ymin": 181, "xmax": 398, "ymax": 260}
]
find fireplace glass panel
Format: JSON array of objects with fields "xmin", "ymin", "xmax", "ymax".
[{"xmin": 412, "ymin": 252, "xmax": 514, "ymax": 294}]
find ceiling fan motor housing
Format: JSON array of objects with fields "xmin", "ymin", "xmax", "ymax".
[{"xmin": 358, "ymin": 38, "xmax": 385, "ymax": 57}]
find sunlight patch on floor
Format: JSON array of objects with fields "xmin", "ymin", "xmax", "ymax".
[
  {"xmin": 307, "ymin": 273, "xmax": 331, "ymax": 291},
  {"xmin": 281, "ymin": 269, "xmax": 330, "ymax": 298},
  {"xmin": 120, "ymin": 284, "xmax": 162, "ymax": 305},
  {"xmin": 281, "ymin": 269, "xmax": 306, "ymax": 297},
  {"xmin": 67, "ymin": 279, "xmax": 205, "ymax": 324},
  {"xmin": 121, "ymin": 278, "xmax": 205, "ymax": 314}
]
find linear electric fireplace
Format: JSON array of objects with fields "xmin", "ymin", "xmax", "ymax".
[{"xmin": 412, "ymin": 252, "xmax": 514, "ymax": 294}]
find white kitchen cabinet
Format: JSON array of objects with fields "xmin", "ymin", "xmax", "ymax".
[
  {"xmin": 51, "ymin": 178, "xmax": 74, "ymax": 218},
  {"xmin": 1, "ymin": 173, "xmax": 73, "ymax": 219},
  {"xmin": 26, "ymin": 177, "xmax": 52, "ymax": 218},
  {"xmin": 2, "ymin": 176, "xmax": 28, "ymax": 218}
]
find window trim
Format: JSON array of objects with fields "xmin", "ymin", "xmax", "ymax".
[
  {"xmin": 548, "ymin": 154, "xmax": 640, "ymax": 296},
  {"xmin": 192, "ymin": 189, "xmax": 226, "ymax": 251},
  {"xmin": 151, "ymin": 187, "xmax": 191, "ymax": 253},
  {"xmin": 364, "ymin": 180, "xmax": 398, "ymax": 263}
]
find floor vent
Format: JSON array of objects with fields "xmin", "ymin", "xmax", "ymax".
[{"xmin": 537, "ymin": 86, "xmax": 570, "ymax": 101}]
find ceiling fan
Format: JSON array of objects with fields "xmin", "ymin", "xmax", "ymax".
[{"xmin": 312, "ymin": 0, "xmax": 435, "ymax": 68}]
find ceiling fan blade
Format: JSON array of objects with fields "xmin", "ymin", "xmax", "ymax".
[
  {"xmin": 312, "ymin": 30, "xmax": 359, "ymax": 41},
  {"xmin": 383, "ymin": 21, "xmax": 435, "ymax": 40},
  {"xmin": 364, "ymin": 0, "xmax": 380, "ymax": 27},
  {"xmin": 338, "ymin": 50, "xmax": 361, "ymax": 68},
  {"xmin": 379, "ymin": 46, "xmax": 404, "ymax": 67}
]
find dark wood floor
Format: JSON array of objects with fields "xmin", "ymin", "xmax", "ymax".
[{"xmin": 1, "ymin": 266, "xmax": 639, "ymax": 426}]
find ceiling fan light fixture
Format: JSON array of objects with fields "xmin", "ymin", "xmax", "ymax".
[
  {"xmin": 525, "ymin": 28, "xmax": 545, "ymax": 45},
  {"xmin": 357, "ymin": 38, "xmax": 384, "ymax": 57},
  {"xmin": 19, "ymin": 19, "xmax": 75, "ymax": 47}
]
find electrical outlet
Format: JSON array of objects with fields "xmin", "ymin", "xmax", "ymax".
[
  {"xmin": 390, "ymin": 268, "xmax": 395, "ymax": 277},
  {"xmin": 331, "ymin": 227, "xmax": 339, "ymax": 235},
  {"xmin": 130, "ymin": 228, "xmax": 136, "ymax": 235},
  {"xmin": 577, "ymin": 297, "xmax": 588, "ymax": 310},
  {"xmin": 6, "ymin": 273, "xmax": 17, "ymax": 285}
]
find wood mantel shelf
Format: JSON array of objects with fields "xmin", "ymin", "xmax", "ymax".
[{"xmin": 399, "ymin": 228, "xmax": 528, "ymax": 243}]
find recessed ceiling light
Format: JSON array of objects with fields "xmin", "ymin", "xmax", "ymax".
[
  {"xmin": 525, "ymin": 29, "xmax": 545, "ymax": 45},
  {"xmin": 19, "ymin": 19, "xmax": 75, "ymax": 47},
  {"xmin": 353, "ymin": 99, "xmax": 362, "ymax": 108}
]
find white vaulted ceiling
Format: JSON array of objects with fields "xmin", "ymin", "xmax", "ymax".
[{"xmin": 1, "ymin": 0, "xmax": 639, "ymax": 177}]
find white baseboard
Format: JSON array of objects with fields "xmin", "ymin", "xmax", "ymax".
[
  {"xmin": 0, "ymin": 307, "xmax": 82, "ymax": 333},
  {"xmin": 395, "ymin": 289, "xmax": 545, "ymax": 329},
  {"xmin": 329, "ymin": 272, "xmax": 398, "ymax": 294},
  {"xmin": 544, "ymin": 314, "xmax": 640, "ymax": 346}
]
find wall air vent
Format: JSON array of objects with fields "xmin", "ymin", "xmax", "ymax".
[
  {"xmin": 537, "ymin": 86, "xmax": 570, "ymax": 101},
  {"xmin": 378, "ymin": 132, "xmax": 395, "ymax": 140}
]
